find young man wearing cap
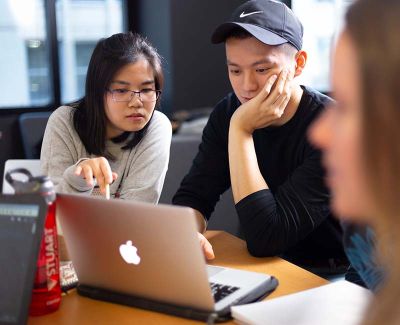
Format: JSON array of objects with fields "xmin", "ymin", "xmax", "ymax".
[{"xmin": 173, "ymin": 0, "xmax": 347, "ymax": 272}]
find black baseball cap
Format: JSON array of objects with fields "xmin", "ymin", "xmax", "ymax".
[{"xmin": 211, "ymin": 0, "xmax": 303, "ymax": 51}]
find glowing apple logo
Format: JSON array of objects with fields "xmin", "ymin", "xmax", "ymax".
[{"xmin": 119, "ymin": 240, "xmax": 141, "ymax": 265}]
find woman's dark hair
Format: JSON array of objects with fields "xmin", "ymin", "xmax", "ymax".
[{"xmin": 73, "ymin": 32, "xmax": 163, "ymax": 160}]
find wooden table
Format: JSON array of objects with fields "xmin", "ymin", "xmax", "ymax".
[{"xmin": 29, "ymin": 231, "xmax": 328, "ymax": 324}]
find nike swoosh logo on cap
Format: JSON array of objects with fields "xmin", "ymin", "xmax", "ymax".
[{"xmin": 239, "ymin": 11, "xmax": 263, "ymax": 18}]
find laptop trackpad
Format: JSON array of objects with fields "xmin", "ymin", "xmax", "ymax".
[{"xmin": 207, "ymin": 265, "xmax": 225, "ymax": 278}]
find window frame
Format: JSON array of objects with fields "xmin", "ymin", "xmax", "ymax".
[{"xmin": 0, "ymin": 0, "xmax": 129, "ymax": 114}]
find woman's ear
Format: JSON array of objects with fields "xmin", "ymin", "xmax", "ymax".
[{"xmin": 294, "ymin": 50, "xmax": 307, "ymax": 77}]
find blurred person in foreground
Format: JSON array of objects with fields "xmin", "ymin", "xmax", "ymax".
[{"xmin": 309, "ymin": 0, "xmax": 400, "ymax": 323}]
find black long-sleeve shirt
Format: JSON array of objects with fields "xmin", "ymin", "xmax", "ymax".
[{"xmin": 173, "ymin": 86, "xmax": 345, "ymax": 262}]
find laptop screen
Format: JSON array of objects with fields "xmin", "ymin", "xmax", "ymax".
[{"xmin": 0, "ymin": 195, "xmax": 46, "ymax": 325}]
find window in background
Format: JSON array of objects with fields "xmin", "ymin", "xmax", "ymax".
[
  {"xmin": 0, "ymin": 0, "xmax": 51, "ymax": 108},
  {"xmin": 75, "ymin": 41, "xmax": 97, "ymax": 98},
  {"xmin": 292, "ymin": 0, "xmax": 353, "ymax": 92},
  {"xmin": 56, "ymin": 0, "xmax": 125, "ymax": 104},
  {"xmin": 27, "ymin": 40, "xmax": 51, "ymax": 106}
]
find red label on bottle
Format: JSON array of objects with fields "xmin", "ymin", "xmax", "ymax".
[{"xmin": 44, "ymin": 228, "xmax": 58, "ymax": 288}]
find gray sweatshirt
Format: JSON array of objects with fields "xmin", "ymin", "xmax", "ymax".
[{"xmin": 40, "ymin": 106, "xmax": 172, "ymax": 203}]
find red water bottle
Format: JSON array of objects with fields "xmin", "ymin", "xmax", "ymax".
[
  {"xmin": 29, "ymin": 198, "xmax": 61, "ymax": 315},
  {"xmin": 5, "ymin": 169, "xmax": 61, "ymax": 315}
]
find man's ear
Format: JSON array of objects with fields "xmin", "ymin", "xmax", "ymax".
[{"xmin": 294, "ymin": 50, "xmax": 307, "ymax": 77}]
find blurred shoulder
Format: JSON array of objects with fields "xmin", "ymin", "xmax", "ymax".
[
  {"xmin": 48, "ymin": 105, "xmax": 75, "ymax": 125},
  {"xmin": 148, "ymin": 110, "xmax": 172, "ymax": 133}
]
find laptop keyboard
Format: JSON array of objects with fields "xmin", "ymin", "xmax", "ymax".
[{"xmin": 210, "ymin": 282, "xmax": 240, "ymax": 303}]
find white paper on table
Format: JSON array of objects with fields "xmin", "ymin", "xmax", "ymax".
[{"xmin": 231, "ymin": 280, "xmax": 372, "ymax": 325}]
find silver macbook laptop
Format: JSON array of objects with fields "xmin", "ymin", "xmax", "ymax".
[{"xmin": 57, "ymin": 193, "xmax": 278, "ymax": 321}]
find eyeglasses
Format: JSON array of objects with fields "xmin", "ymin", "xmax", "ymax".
[{"xmin": 107, "ymin": 88, "xmax": 161, "ymax": 102}]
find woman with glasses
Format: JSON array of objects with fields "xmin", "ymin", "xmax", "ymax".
[
  {"xmin": 310, "ymin": 0, "xmax": 400, "ymax": 323},
  {"xmin": 41, "ymin": 32, "xmax": 172, "ymax": 203}
]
